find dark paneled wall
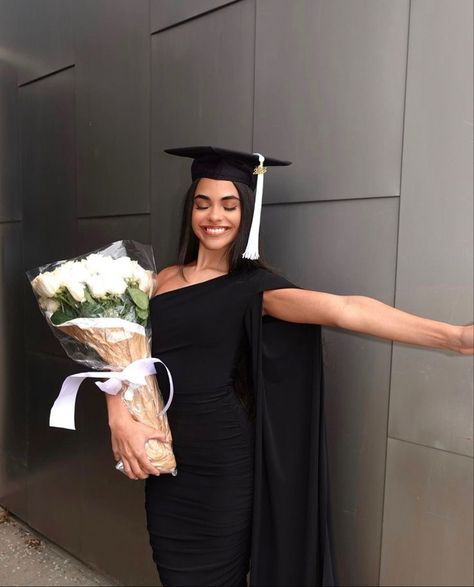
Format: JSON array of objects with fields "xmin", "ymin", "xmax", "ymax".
[
  {"xmin": 151, "ymin": 0, "xmax": 255, "ymax": 265},
  {"xmin": 74, "ymin": 0, "xmax": 150, "ymax": 218},
  {"xmin": 0, "ymin": 1, "xmax": 472, "ymax": 586},
  {"xmin": 254, "ymin": 0, "xmax": 408, "ymax": 204}
]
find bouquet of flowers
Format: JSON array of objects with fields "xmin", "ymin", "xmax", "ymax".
[{"xmin": 26, "ymin": 240, "xmax": 177, "ymax": 476}]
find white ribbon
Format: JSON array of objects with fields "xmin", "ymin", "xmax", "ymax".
[{"xmin": 49, "ymin": 357, "xmax": 174, "ymax": 430}]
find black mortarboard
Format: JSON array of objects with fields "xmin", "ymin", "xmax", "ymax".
[{"xmin": 164, "ymin": 146, "xmax": 292, "ymax": 259}]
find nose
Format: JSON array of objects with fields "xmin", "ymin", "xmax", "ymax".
[{"xmin": 207, "ymin": 204, "xmax": 224, "ymax": 223}]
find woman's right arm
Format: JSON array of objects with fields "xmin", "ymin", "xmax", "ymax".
[{"xmin": 105, "ymin": 392, "xmax": 167, "ymax": 480}]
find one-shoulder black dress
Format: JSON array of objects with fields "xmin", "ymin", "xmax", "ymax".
[{"xmin": 145, "ymin": 266, "xmax": 337, "ymax": 587}]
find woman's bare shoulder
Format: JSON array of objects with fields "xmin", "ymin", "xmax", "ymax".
[
  {"xmin": 152, "ymin": 265, "xmax": 181, "ymax": 296},
  {"xmin": 157, "ymin": 264, "xmax": 180, "ymax": 279}
]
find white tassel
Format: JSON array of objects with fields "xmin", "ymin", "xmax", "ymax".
[{"xmin": 242, "ymin": 153, "xmax": 266, "ymax": 260}]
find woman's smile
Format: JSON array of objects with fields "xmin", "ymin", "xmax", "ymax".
[{"xmin": 201, "ymin": 225, "xmax": 232, "ymax": 235}]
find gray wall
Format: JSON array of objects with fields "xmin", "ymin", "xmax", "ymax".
[{"xmin": 0, "ymin": 1, "xmax": 472, "ymax": 585}]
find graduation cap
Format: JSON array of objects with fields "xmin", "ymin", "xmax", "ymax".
[{"xmin": 164, "ymin": 146, "xmax": 292, "ymax": 260}]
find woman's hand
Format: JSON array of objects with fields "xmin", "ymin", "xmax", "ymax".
[
  {"xmin": 456, "ymin": 322, "xmax": 474, "ymax": 355},
  {"xmin": 109, "ymin": 416, "xmax": 166, "ymax": 480},
  {"xmin": 105, "ymin": 391, "xmax": 166, "ymax": 480}
]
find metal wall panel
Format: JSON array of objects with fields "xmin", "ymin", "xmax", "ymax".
[
  {"xmin": 151, "ymin": 0, "xmax": 255, "ymax": 267},
  {"xmin": 0, "ymin": 223, "xmax": 27, "ymax": 518},
  {"xmin": 20, "ymin": 68, "xmax": 77, "ymax": 358},
  {"xmin": 0, "ymin": 0, "xmax": 26, "ymax": 519},
  {"xmin": 26, "ymin": 351, "xmax": 83, "ymax": 558},
  {"xmin": 13, "ymin": 0, "xmax": 74, "ymax": 86},
  {"xmin": 261, "ymin": 196, "xmax": 399, "ymax": 585},
  {"xmin": 77, "ymin": 215, "xmax": 151, "ymax": 254},
  {"xmin": 380, "ymin": 438, "xmax": 474, "ymax": 586},
  {"xmin": 254, "ymin": 0, "xmax": 409, "ymax": 204},
  {"xmin": 74, "ymin": 0, "xmax": 150, "ymax": 218},
  {"xmin": 389, "ymin": 0, "xmax": 473, "ymax": 456},
  {"xmin": 0, "ymin": 71, "xmax": 21, "ymax": 221},
  {"xmin": 0, "ymin": 0, "xmax": 22, "ymax": 222},
  {"xmin": 151, "ymin": 0, "xmax": 238, "ymax": 32},
  {"xmin": 77, "ymin": 383, "xmax": 159, "ymax": 586}
]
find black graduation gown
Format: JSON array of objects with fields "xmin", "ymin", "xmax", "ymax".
[
  {"xmin": 244, "ymin": 268, "xmax": 337, "ymax": 586},
  {"xmin": 147, "ymin": 266, "xmax": 338, "ymax": 586}
]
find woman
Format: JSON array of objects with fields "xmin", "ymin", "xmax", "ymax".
[{"xmin": 105, "ymin": 147, "xmax": 473, "ymax": 587}]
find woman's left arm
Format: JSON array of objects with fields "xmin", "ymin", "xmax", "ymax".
[{"xmin": 262, "ymin": 289, "xmax": 474, "ymax": 355}]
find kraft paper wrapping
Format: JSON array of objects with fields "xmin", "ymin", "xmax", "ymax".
[{"xmin": 59, "ymin": 321, "xmax": 176, "ymax": 474}]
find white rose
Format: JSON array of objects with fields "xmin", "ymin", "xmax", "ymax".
[
  {"xmin": 83, "ymin": 253, "xmax": 114, "ymax": 275},
  {"xmin": 54, "ymin": 261, "xmax": 89, "ymax": 285},
  {"xmin": 86, "ymin": 275, "xmax": 109, "ymax": 299},
  {"xmin": 66, "ymin": 280, "xmax": 86, "ymax": 303},
  {"xmin": 124, "ymin": 261, "xmax": 148, "ymax": 286},
  {"xmin": 138, "ymin": 270, "xmax": 153, "ymax": 297},
  {"xmin": 38, "ymin": 297, "xmax": 60, "ymax": 313},
  {"xmin": 113, "ymin": 257, "xmax": 135, "ymax": 279},
  {"xmin": 106, "ymin": 275, "xmax": 128, "ymax": 296},
  {"xmin": 32, "ymin": 272, "xmax": 62, "ymax": 298}
]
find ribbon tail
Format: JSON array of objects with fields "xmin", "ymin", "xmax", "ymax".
[
  {"xmin": 151, "ymin": 358, "xmax": 174, "ymax": 416},
  {"xmin": 49, "ymin": 374, "xmax": 85, "ymax": 430}
]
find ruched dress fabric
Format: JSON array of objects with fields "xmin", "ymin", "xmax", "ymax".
[{"xmin": 145, "ymin": 266, "xmax": 338, "ymax": 587}]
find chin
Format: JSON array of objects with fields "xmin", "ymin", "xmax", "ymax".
[
  {"xmin": 194, "ymin": 228, "xmax": 237, "ymax": 250},
  {"xmin": 200, "ymin": 239, "xmax": 233, "ymax": 251}
]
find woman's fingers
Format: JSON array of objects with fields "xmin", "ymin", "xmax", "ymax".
[
  {"xmin": 119, "ymin": 449, "xmax": 160, "ymax": 478},
  {"xmin": 121, "ymin": 457, "xmax": 139, "ymax": 480},
  {"xmin": 127, "ymin": 456, "xmax": 149, "ymax": 480},
  {"xmin": 137, "ymin": 452, "xmax": 161, "ymax": 476},
  {"xmin": 110, "ymin": 420, "xmax": 166, "ymax": 479},
  {"xmin": 121, "ymin": 456, "xmax": 159, "ymax": 479}
]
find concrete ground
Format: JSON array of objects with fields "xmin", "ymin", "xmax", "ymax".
[{"xmin": 0, "ymin": 506, "xmax": 120, "ymax": 587}]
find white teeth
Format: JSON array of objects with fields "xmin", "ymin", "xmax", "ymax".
[{"xmin": 204, "ymin": 227, "xmax": 228, "ymax": 234}]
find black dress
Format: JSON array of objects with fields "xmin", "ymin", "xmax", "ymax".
[{"xmin": 145, "ymin": 266, "xmax": 337, "ymax": 587}]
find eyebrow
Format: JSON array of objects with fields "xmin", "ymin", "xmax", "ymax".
[{"xmin": 194, "ymin": 194, "xmax": 240, "ymax": 201}]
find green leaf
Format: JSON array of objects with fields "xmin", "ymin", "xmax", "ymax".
[
  {"xmin": 121, "ymin": 308, "xmax": 138, "ymax": 322},
  {"xmin": 79, "ymin": 301, "xmax": 102, "ymax": 317},
  {"xmin": 135, "ymin": 306, "xmax": 149, "ymax": 321},
  {"xmin": 56, "ymin": 290, "xmax": 78, "ymax": 310},
  {"xmin": 84, "ymin": 286, "xmax": 95, "ymax": 304},
  {"xmin": 127, "ymin": 286, "xmax": 149, "ymax": 310},
  {"xmin": 51, "ymin": 307, "xmax": 76, "ymax": 325},
  {"xmin": 63, "ymin": 288, "xmax": 80, "ymax": 308}
]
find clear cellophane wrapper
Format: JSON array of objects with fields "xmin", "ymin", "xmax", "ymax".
[{"xmin": 26, "ymin": 240, "xmax": 177, "ymax": 475}]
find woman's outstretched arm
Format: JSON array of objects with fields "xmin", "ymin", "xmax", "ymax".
[{"xmin": 262, "ymin": 288, "xmax": 473, "ymax": 355}]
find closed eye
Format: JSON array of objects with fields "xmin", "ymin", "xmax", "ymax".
[{"xmin": 195, "ymin": 205, "xmax": 238, "ymax": 211}]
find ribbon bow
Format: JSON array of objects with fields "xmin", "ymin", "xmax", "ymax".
[{"xmin": 49, "ymin": 357, "xmax": 174, "ymax": 430}]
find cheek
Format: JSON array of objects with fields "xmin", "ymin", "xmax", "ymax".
[
  {"xmin": 191, "ymin": 208, "xmax": 200, "ymax": 227},
  {"xmin": 191, "ymin": 211, "xmax": 200, "ymax": 235},
  {"xmin": 232, "ymin": 209, "xmax": 242, "ymax": 229}
]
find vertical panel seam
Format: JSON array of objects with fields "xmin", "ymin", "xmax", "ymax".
[
  {"xmin": 378, "ymin": 1, "xmax": 412, "ymax": 584},
  {"xmin": 148, "ymin": 0, "xmax": 152, "ymax": 227},
  {"xmin": 251, "ymin": 0, "xmax": 257, "ymax": 151}
]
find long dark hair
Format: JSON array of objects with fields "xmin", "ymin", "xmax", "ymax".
[{"xmin": 176, "ymin": 178, "xmax": 280, "ymax": 280}]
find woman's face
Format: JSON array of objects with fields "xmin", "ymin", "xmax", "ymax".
[{"xmin": 191, "ymin": 177, "xmax": 242, "ymax": 251}]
